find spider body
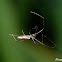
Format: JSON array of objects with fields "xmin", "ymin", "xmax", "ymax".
[{"xmin": 17, "ymin": 34, "xmax": 35, "ymax": 39}]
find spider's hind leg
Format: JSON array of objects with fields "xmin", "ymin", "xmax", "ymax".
[
  {"xmin": 34, "ymin": 37, "xmax": 44, "ymax": 45},
  {"xmin": 32, "ymin": 37, "xmax": 36, "ymax": 44},
  {"xmin": 42, "ymin": 34, "xmax": 43, "ymax": 43}
]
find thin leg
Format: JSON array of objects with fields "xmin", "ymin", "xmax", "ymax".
[
  {"xmin": 29, "ymin": 26, "xmax": 38, "ymax": 35},
  {"xmin": 33, "ymin": 37, "xmax": 43, "ymax": 45},
  {"xmin": 22, "ymin": 30, "xmax": 25, "ymax": 35},
  {"xmin": 29, "ymin": 31, "xmax": 31, "ymax": 35},
  {"xmin": 9, "ymin": 34, "xmax": 17, "ymax": 41},
  {"xmin": 9, "ymin": 34, "xmax": 17, "ymax": 36},
  {"xmin": 44, "ymin": 35, "xmax": 56, "ymax": 48},
  {"xmin": 32, "ymin": 37, "xmax": 36, "ymax": 44},
  {"xmin": 32, "ymin": 26, "xmax": 38, "ymax": 30},
  {"xmin": 32, "ymin": 26, "xmax": 39, "ymax": 33},
  {"xmin": 30, "ymin": 11, "xmax": 44, "ymax": 18},
  {"xmin": 30, "ymin": 11, "xmax": 45, "ymax": 43},
  {"xmin": 42, "ymin": 34, "xmax": 43, "ymax": 43},
  {"xmin": 33, "ymin": 37, "xmax": 51, "ymax": 48},
  {"xmin": 30, "ymin": 11, "xmax": 44, "ymax": 30},
  {"xmin": 35, "ymin": 29, "xmax": 43, "ymax": 35},
  {"xmin": 33, "ymin": 35, "xmax": 55, "ymax": 48}
]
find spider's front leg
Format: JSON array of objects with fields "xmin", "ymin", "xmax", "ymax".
[{"xmin": 9, "ymin": 34, "xmax": 17, "ymax": 41}]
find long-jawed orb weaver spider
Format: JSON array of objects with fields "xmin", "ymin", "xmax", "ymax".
[{"xmin": 9, "ymin": 11, "xmax": 56, "ymax": 48}]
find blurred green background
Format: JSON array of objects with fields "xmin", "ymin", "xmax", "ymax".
[{"xmin": 0, "ymin": 0, "xmax": 62, "ymax": 62}]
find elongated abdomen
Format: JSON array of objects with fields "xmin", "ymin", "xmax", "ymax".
[{"xmin": 17, "ymin": 35, "xmax": 31, "ymax": 39}]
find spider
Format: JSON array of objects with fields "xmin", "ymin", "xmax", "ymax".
[{"xmin": 9, "ymin": 11, "xmax": 55, "ymax": 48}]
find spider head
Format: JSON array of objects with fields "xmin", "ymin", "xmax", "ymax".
[{"xmin": 32, "ymin": 34, "xmax": 35, "ymax": 37}]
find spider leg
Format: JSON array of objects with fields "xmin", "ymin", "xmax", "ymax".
[
  {"xmin": 32, "ymin": 26, "xmax": 38, "ymax": 30},
  {"xmin": 32, "ymin": 37, "xmax": 36, "ymax": 44},
  {"xmin": 30, "ymin": 11, "xmax": 44, "ymax": 30},
  {"xmin": 9, "ymin": 34, "xmax": 17, "ymax": 41},
  {"xmin": 42, "ymin": 34, "xmax": 43, "ymax": 43},
  {"xmin": 33, "ymin": 37, "xmax": 50, "ymax": 47},
  {"xmin": 35, "ymin": 29, "xmax": 43, "ymax": 35},
  {"xmin": 44, "ymin": 35, "xmax": 56, "ymax": 48},
  {"xmin": 29, "ymin": 31, "xmax": 31, "ymax": 35},
  {"xmin": 33, "ymin": 37, "xmax": 43, "ymax": 45},
  {"xmin": 22, "ymin": 30, "xmax": 25, "ymax": 35}
]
